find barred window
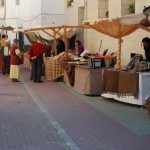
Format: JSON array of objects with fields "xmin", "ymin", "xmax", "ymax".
[{"xmin": 16, "ymin": 0, "xmax": 20, "ymax": 5}]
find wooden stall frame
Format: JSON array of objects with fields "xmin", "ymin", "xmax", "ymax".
[{"xmin": 23, "ymin": 25, "xmax": 89, "ymax": 57}]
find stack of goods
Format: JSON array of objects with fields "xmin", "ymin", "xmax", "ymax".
[
  {"xmin": 126, "ymin": 54, "xmax": 143, "ymax": 71},
  {"xmin": 81, "ymin": 49, "xmax": 117, "ymax": 68},
  {"xmin": 125, "ymin": 54, "xmax": 150, "ymax": 73},
  {"xmin": 51, "ymin": 52, "xmax": 74, "ymax": 61}
]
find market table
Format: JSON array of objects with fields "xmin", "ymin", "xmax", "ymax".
[
  {"xmin": 23, "ymin": 53, "xmax": 31, "ymax": 70},
  {"xmin": 64, "ymin": 65, "xmax": 102, "ymax": 95},
  {"xmin": 44, "ymin": 58, "xmax": 63, "ymax": 80},
  {"xmin": 101, "ymin": 69, "xmax": 150, "ymax": 105}
]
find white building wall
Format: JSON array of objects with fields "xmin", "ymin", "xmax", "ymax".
[
  {"xmin": 0, "ymin": 2, "xmax": 5, "ymax": 36},
  {"xmin": 6, "ymin": 0, "xmax": 42, "ymax": 28},
  {"xmin": 41, "ymin": 0, "xmax": 64, "ymax": 26},
  {"xmin": 0, "ymin": 0, "xmax": 64, "ymax": 44},
  {"xmin": 65, "ymin": 0, "xmax": 85, "ymax": 26},
  {"xmin": 64, "ymin": 0, "xmax": 85, "ymax": 44},
  {"xmin": 5, "ymin": 0, "xmax": 42, "ymax": 43}
]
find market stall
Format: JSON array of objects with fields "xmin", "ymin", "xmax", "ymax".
[
  {"xmin": 21, "ymin": 25, "xmax": 89, "ymax": 80},
  {"xmin": 83, "ymin": 10, "xmax": 150, "ymax": 105},
  {"xmin": 83, "ymin": 13, "xmax": 150, "ymax": 69}
]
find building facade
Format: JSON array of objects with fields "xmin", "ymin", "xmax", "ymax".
[
  {"xmin": 0, "ymin": 0, "xmax": 65, "ymax": 44},
  {"xmin": 65, "ymin": 0, "xmax": 150, "ymax": 66}
]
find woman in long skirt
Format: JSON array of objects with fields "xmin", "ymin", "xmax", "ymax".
[{"xmin": 10, "ymin": 39, "xmax": 22, "ymax": 82}]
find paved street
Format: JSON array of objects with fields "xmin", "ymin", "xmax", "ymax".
[{"xmin": 0, "ymin": 66, "xmax": 150, "ymax": 150}]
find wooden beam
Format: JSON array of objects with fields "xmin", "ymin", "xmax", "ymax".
[
  {"xmin": 42, "ymin": 29, "xmax": 55, "ymax": 38},
  {"xmin": 53, "ymin": 29, "xmax": 57, "ymax": 56},
  {"xmin": 23, "ymin": 25, "xmax": 89, "ymax": 33},
  {"xmin": 64, "ymin": 26, "xmax": 68, "ymax": 58},
  {"xmin": 50, "ymin": 28, "xmax": 63, "ymax": 38}
]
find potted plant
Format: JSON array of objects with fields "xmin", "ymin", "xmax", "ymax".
[
  {"xmin": 103, "ymin": 55, "xmax": 113, "ymax": 67},
  {"xmin": 128, "ymin": 3, "xmax": 135, "ymax": 14},
  {"xmin": 67, "ymin": 0, "xmax": 73, "ymax": 7}
]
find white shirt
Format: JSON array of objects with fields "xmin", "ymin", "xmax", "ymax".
[{"xmin": 4, "ymin": 46, "xmax": 9, "ymax": 56}]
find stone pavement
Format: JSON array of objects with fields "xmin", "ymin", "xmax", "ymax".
[{"xmin": 0, "ymin": 66, "xmax": 150, "ymax": 150}]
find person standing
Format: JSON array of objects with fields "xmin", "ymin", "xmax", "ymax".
[
  {"xmin": 1, "ymin": 40, "xmax": 10, "ymax": 75},
  {"xmin": 30, "ymin": 37, "xmax": 45, "ymax": 83},
  {"xmin": 10, "ymin": 39, "xmax": 22, "ymax": 82},
  {"xmin": 75, "ymin": 39, "xmax": 84, "ymax": 57},
  {"xmin": 0, "ymin": 34, "xmax": 6, "ymax": 71},
  {"xmin": 56, "ymin": 39, "xmax": 65, "ymax": 55},
  {"xmin": 0, "ymin": 34, "xmax": 6, "ymax": 48},
  {"xmin": 142, "ymin": 37, "xmax": 150, "ymax": 62},
  {"xmin": 44, "ymin": 41, "xmax": 52, "ymax": 57}
]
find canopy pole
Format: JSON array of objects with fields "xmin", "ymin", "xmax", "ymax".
[
  {"xmin": 53, "ymin": 30, "xmax": 57, "ymax": 56},
  {"xmin": 64, "ymin": 26, "xmax": 68, "ymax": 58},
  {"xmin": 114, "ymin": 38, "xmax": 123, "ymax": 70}
]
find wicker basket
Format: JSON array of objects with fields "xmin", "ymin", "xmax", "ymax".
[{"xmin": 145, "ymin": 105, "xmax": 150, "ymax": 114}]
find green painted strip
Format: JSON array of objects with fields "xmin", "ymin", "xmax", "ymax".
[{"xmin": 59, "ymin": 82, "xmax": 150, "ymax": 136}]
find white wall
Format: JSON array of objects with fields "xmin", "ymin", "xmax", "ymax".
[
  {"xmin": 4, "ymin": 0, "xmax": 42, "ymax": 43},
  {"xmin": 65, "ymin": 0, "xmax": 85, "ymax": 26},
  {"xmin": 42, "ymin": 0, "xmax": 64, "ymax": 14},
  {"xmin": 0, "ymin": 3, "xmax": 6, "ymax": 35},
  {"xmin": 1, "ymin": 0, "xmax": 65, "ymax": 44},
  {"xmin": 64, "ymin": 0, "xmax": 85, "ymax": 45},
  {"xmin": 6, "ymin": 0, "xmax": 41, "ymax": 29},
  {"xmin": 41, "ymin": 0, "xmax": 64, "ymax": 26}
]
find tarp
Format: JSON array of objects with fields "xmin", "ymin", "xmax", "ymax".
[{"xmin": 83, "ymin": 13, "xmax": 150, "ymax": 38}]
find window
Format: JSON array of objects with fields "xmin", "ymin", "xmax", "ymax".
[
  {"xmin": 98, "ymin": 0, "xmax": 109, "ymax": 18},
  {"xmin": 16, "ymin": 0, "xmax": 20, "ymax": 5}
]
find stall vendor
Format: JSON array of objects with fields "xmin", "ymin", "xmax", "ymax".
[
  {"xmin": 75, "ymin": 40, "xmax": 84, "ymax": 57},
  {"xmin": 142, "ymin": 37, "xmax": 150, "ymax": 62},
  {"xmin": 56, "ymin": 39, "xmax": 65, "ymax": 55}
]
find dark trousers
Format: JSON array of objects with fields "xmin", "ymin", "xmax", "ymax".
[
  {"xmin": 30, "ymin": 60, "xmax": 34, "ymax": 80},
  {"xmin": 2, "ymin": 56, "xmax": 10, "ymax": 74},
  {"xmin": 32, "ymin": 56, "xmax": 43, "ymax": 82}
]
